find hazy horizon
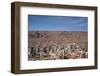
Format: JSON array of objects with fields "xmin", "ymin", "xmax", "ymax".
[{"xmin": 29, "ymin": 30, "xmax": 87, "ymax": 32}]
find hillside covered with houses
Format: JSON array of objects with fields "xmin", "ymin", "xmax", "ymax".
[{"xmin": 28, "ymin": 31, "xmax": 88, "ymax": 61}]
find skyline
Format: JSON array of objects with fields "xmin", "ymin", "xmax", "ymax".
[{"xmin": 28, "ymin": 15, "xmax": 88, "ymax": 32}]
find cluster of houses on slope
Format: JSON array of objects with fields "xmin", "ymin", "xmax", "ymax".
[{"xmin": 28, "ymin": 42, "xmax": 88, "ymax": 61}]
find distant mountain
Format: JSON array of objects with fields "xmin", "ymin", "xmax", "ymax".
[{"xmin": 28, "ymin": 31, "xmax": 88, "ymax": 50}]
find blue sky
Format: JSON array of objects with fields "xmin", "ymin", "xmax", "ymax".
[{"xmin": 28, "ymin": 15, "xmax": 88, "ymax": 32}]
